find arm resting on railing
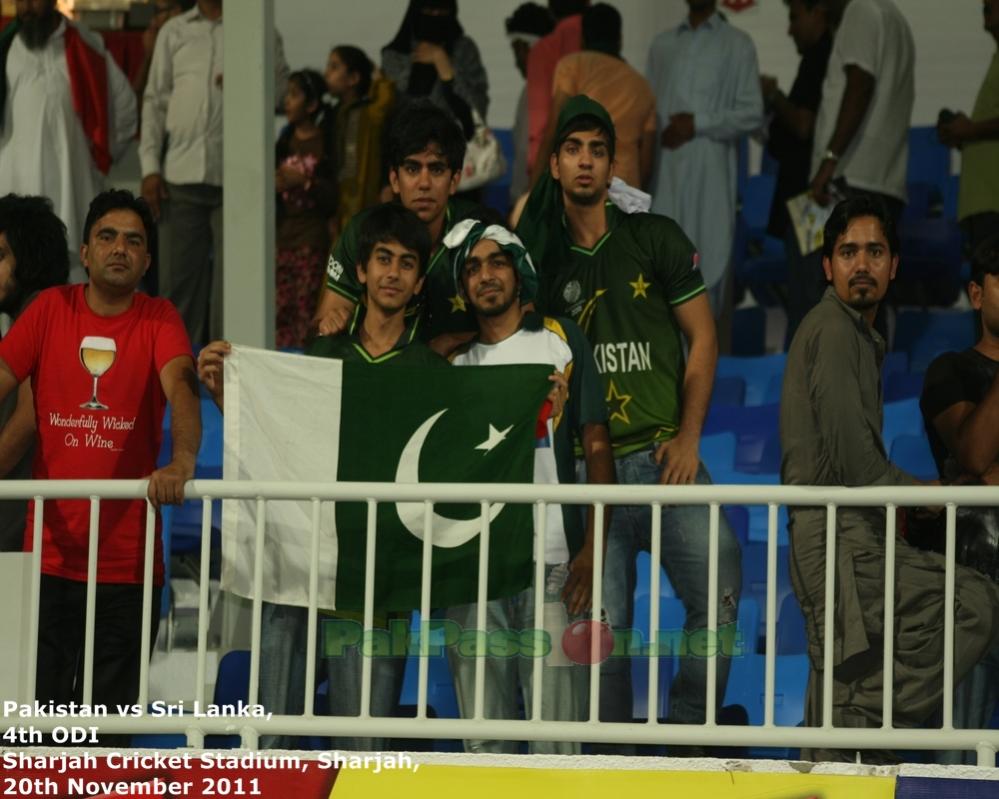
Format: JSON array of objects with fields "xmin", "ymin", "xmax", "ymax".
[{"xmin": 147, "ymin": 355, "xmax": 201, "ymax": 508}]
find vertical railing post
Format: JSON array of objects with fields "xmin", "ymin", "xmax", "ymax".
[
  {"xmin": 822, "ymin": 504, "xmax": 836, "ymax": 729},
  {"xmin": 881, "ymin": 504, "xmax": 897, "ymax": 729}
]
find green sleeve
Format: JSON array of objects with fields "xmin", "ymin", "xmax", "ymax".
[
  {"xmin": 324, "ymin": 211, "xmax": 367, "ymax": 302},
  {"xmin": 562, "ymin": 317, "xmax": 609, "ymax": 431},
  {"xmin": 642, "ymin": 214, "xmax": 706, "ymax": 306}
]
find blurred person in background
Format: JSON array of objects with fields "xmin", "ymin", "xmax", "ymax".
[
  {"xmin": 0, "ymin": 0, "xmax": 137, "ymax": 270},
  {"xmin": 536, "ymin": 3, "xmax": 656, "ymax": 190},
  {"xmin": 381, "ymin": 0, "xmax": 488, "ymax": 141},
  {"xmin": 325, "ymin": 45, "xmax": 395, "ymax": 239},
  {"xmin": 760, "ymin": 0, "xmax": 832, "ymax": 344},
  {"xmin": 938, "ymin": 0, "xmax": 999, "ymax": 257},
  {"xmin": 526, "ymin": 0, "xmax": 588, "ymax": 179},
  {"xmin": 0, "ymin": 194, "xmax": 69, "ymax": 552},
  {"xmin": 275, "ymin": 69, "xmax": 338, "ymax": 350},
  {"xmin": 646, "ymin": 0, "xmax": 764, "ymax": 345},
  {"xmin": 505, "ymin": 3, "xmax": 555, "ymax": 202}
]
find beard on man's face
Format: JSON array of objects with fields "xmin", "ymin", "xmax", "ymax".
[{"xmin": 18, "ymin": 6, "xmax": 59, "ymax": 50}]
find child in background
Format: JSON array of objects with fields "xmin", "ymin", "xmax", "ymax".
[
  {"xmin": 325, "ymin": 46, "xmax": 396, "ymax": 237},
  {"xmin": 275, "ymin": 69, "xmax": 338, "ymax": 349}
]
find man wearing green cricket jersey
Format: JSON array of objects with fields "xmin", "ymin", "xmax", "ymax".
[
  {"xmin": 516, "ymin": 95, "xmax": 742, "ymax": 750},
  {"xmin": 311, "ymin": 100, "xmax": 486, "ymax": 343},
  {"xmin": 198, "ymin": 203, "xmax": 444, "ymax": 751}
]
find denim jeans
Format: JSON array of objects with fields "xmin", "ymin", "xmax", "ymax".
[
  {"xmin": 445, "ymin": 562, "xmax": 587, "ymax": 754},
  {"xmin": 594, "ymin": 447, "xmax": 742, "ymax": 730},
  {"xmin": 258, "ymin": 601, "xmax": 405, "ymax": 750}
]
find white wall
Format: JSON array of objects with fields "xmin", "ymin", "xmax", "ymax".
[{"xmin": 275, "ymin": 1, "xmax": 995, "ymax": 130}]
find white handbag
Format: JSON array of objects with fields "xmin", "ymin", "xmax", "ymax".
[{"xmin": 459, "ymin": 111, "xmax": 506, "ymax": 191}]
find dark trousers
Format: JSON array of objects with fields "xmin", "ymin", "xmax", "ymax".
[
  {"xmin": 36, "ymin": 574, "xmax": 161, "ymax": 745},
  {"xmin": 159, "ymin": 182, "xmax": 224, "ymax": 346}
]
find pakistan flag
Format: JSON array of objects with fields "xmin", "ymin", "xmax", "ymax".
[{"xmin": 221, "ymin": 346, "xmax": 551, "ymax": 612}]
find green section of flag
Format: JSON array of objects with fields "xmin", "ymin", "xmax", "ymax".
[{"xmin": 334, "ymin": 362, "xmax": 552, "ymax": 611}]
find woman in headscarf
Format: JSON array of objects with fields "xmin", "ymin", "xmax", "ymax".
[{"xmin": 381, "ymin": 0, "xmax": 489, "ymax": 141}]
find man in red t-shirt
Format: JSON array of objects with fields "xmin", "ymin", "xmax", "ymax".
[{"xmin": 0, "ymin": 189, "xmax": 200, "ymax": 724}]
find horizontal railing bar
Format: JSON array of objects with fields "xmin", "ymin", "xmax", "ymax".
[
  {"xmin": 14, "ymin": 715, "xmax": 999, "ymax": 750},
  {"xmin": 1, "ymin": 480, "xmax": 997, "ymax": 507}
]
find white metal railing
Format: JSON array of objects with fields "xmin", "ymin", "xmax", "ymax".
[{"xmin": 4, "ymin": 479, "xmax": 999, "ymax": 765}]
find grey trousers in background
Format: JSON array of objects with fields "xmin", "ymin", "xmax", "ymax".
[{"xmin": 159, "ymin": 182, "xmax": 223, "ymax": 345}]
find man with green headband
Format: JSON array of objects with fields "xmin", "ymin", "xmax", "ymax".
[
  {"xmin": 516, "ymin": 95, "xmax": 741, "ymax": 749},
  {"xmin": 443, "ymin": 218, "xmax": 613, "ymax": 754}
]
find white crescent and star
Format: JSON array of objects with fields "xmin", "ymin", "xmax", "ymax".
[{"xmin": 394, "ymin": 409, "xmax": 510, "ymax": 548}]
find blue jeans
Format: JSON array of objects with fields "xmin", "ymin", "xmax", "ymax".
[
  {"xmin": 258, "ymin": 601, "xmax": 405, "ymax": 750},
  {"xmin": 595, "ymin": 447, "xmax": 742, "ymax": 728}
]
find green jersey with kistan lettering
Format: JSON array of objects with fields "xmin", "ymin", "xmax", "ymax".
[
  {"xmin": 324, "ymin": 197, "xmax": 483, "ymax": 340},
  {"xmin": 537, "ymin": 204, "xmax": 704, "ymax": 456}
]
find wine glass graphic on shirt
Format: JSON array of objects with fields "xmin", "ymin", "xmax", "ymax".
[{"xmin": 79, "ymin": 336, "xmax": 116, "ymax": 410}]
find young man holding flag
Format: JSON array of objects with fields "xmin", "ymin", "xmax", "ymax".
[
  {"xmin": 442, "ymin": 219, "xmax": 613, "ymax": 753},
  {"xmin": 516, "ymin": 96, "xmax": 741, "ymax": 751},
  {"xmin": 200, "ymin": 204, "xmax": 443, "ymax": 750}
]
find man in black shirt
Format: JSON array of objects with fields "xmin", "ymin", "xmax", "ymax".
[
  {"xmin": 921, "ymin": 233, "xmax": 999, "ymax": 761},
  {"xmin": 760, "ymin": 0, "xmax": 832, "ymax": 343}
]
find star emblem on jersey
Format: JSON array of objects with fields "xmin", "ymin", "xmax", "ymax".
[
  {"xmin": 449, "ymin": 294, "xmax": 466, "ymax": 313},
  {"xmin": 605, "ymin": 380, "xmax": 632, "ymax": 425},
  {"xmin": 629, "ymin": 273, "xmax": 651, "ymax": 299},
  {"xmin": 474, "ymin": 423, "xmax": 513, "ymax": 453}
]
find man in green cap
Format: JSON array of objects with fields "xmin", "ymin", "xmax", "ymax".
[
  {"xmin": 443, "ymin": 217, "xmax": 613, "ymax": 753},
  {"xmin": 516, "ymin": 95, "xmax": 741, "ymax": 749}
]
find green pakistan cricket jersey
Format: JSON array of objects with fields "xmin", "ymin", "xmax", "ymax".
[
  {"xmin": 538, "ymin": 203, "xmax": 705, "ymax": 456},
  {"xmin": 323, "ymin": 197, "xmax": 483, "ymax": 340}
]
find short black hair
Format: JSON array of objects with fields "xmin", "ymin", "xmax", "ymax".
[
  {"xmin": 357, "ymin": 203, "xmax": 432, "ymax": 277},
  {"xmin": 505, "ymin": 3, "xmax": 555, "ymax": 36},
  {"xmin": 582, "ymin": 3, "xmax": 621, "ymax": 52},
  {"xmin": 821, "ymin": 194, "xmax": 899, "ymax": 260},
  {"xmin": 554, "ymin": 112, "xmax": 616, "ymax": 161},
  {"xmin": 0, "ymin": 194, "xmax": 69, "ymax": 311},
  {"xmin": 784, "ymin": 0, "xmax": 826, "ymax": 9},
  {"xmin": 971, "ymin": 231, "xmax": 999, "ymax": 286},
  {"xmin": 550, "ymin": 0, "xmax": 588, "ymax": 20},
  {"xmin": 386, "ymin": 100, "xmax": 466, "ymax": 173},
  {"xmin": 82, "ymin": 189, "xmax": 157, "ymax": 263},
  {"xmin": 332, "ymin": 45, "xmax": 374, "ymax": 97}
]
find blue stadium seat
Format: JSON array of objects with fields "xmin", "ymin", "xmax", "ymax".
[
  {"xmin": 889, "ymin": 434, "xmax": 939, "ymax": 481},
  {"xmin": 716, "ymin": 356, "xmax": 787, "ymax": 406},
  {"xmin": 893, "ymin": 310, "xmax": 976, "ymax": 372},
  {"xmin": 732, "ymin": 306, "xmax": 767, "ymax": 357},
  {"xmin": 882, "ymin": 350, "xmax": 908, "ymax": 380},
  {"xmin": 480, "ymin": 128, "xmax": 515, "ymax": 217},
  {"xmin": 711, "ymin": 377, "xmax": 746, "ymax": 408},
  {"xmin": 763, "ymin": 373, "xmax": 782, "ymax": 406},
  {"xmin": 632, "ymin": 596, "xmax": 761, "ymax": 719},
  {"xmin": 776, "ymin": 592, "xmax": 808, "ymax": 655},
  {"xmin": 882, "ymin": 397, "xmax": 926, "ymax": 448},
  {"xmin": 724, "ymin": 505, "xmax": 750, "ymax": 549},
  {"xmin": 746, "ymin": 503, "xmax": 789, "ymax": 546},
  {"xmin": 398, "ymin": 613, "xmax": 460, "ymax": 720},
  {"xmin": 701, "ymin": 431, "xmax": 738, "ymax": 473},
  {"xmin": 885, "ymin": 371, "xmax": 925, "ymax": 402},
  {"xmin": 724, "ymin": 653, "xmax": 810, "ymax": 727},
  {"xmin": 907, "ymin": 126, "xmax": 951, "ymax": 197},
  {"xmin": 741, "ymin": 543, "xmax": 792, "ymax": 631},
  {"xmin": 204, "ymin": 650, "xmax": 251, "ymax": 748}
]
